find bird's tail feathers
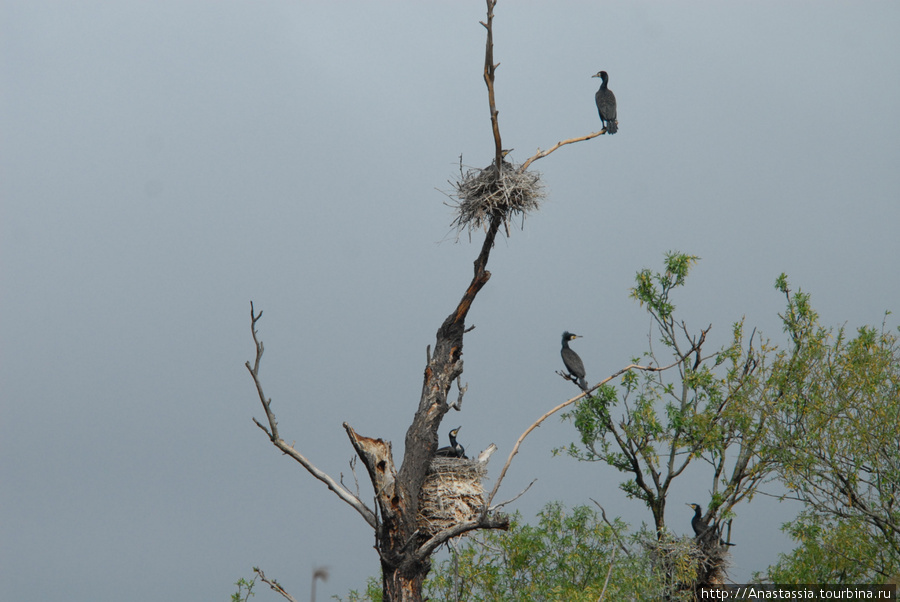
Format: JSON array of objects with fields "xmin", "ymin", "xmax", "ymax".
[{"xmin": 606, "ymin": 120, "xmax": 618, "ymax": 134}]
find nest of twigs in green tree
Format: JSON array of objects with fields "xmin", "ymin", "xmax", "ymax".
[
  {"xmin": 648, "ymin": 535, "xmax": 732, "ymax": 596},
  {"xmin": 417, "ymin": 457, "xmax": 487, "ymax": 536},
  {"xmin": 449, "ymin": 159, "xmax": 545, "ymax": 237}
]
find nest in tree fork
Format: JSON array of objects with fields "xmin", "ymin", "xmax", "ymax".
[
  {"xmin": 649, "ymin": 536, "xmax": 732, "ymax": 595},
  {"xmin": 449, "ymin": 159, "xmax": 545, "ymax": 237},
  {"xmin": 417, "ymin": 457, "xmax": 487, "ymax": 536}
]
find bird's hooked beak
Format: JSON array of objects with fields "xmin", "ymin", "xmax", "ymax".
[{"xmin": 592, "ymin": 73, "xmax": 601, "ymax": 78}]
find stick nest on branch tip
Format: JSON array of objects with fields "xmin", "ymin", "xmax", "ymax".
[
  {"xmin": 418, "ymin": 457, "xmax": 487, "ymax": 536},
  {"xmin": 448, "ymin": 159, "xmax": 545, "ymax": 237}
]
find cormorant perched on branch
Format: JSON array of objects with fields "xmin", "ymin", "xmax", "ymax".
[
  {"xmin": 592, "ymin": 71, "xmax": 618, "ymax": 134},
  {"xmin": 435, "ymin": 426, "xmax": 466, "ymax": 458},
  {"xmin": 687, "ymin": 503, "xmax": 736, "ymax": 546},
  {"xmin": 561, "ymin": 332, "xmax": 589, "ymax": 392}
]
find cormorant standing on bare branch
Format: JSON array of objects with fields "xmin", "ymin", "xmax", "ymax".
[
  {"xmin": 435, "ymin": 426, "xmax": 466, "ymax": 458},
  {"xmin": 561, "ymin": 332, "xmax": 589, "ymax": 392},
  {"xmin": 593, "ymin": 71, "xmax": 617, "ymax": 134}
]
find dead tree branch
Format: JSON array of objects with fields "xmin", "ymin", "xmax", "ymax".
[
  {"xmin": 245, "ymin": 303, "xmax": 377, "ymax": 529},
  {"xmin": 253, "ymin": 567, "xmax": 298, "ymax": 602},
  {"xmin": 480, "ymin": 0, "xmax": 504, "ymax": 167},
  {"xmin": 485, "ymin": 359, "xmax": 682, "ymax": 509},
  {"xmin": 414, "ymin": 511, "xmax": 510, "ymax": 561},
  {"xmin": 591, "ymin": 498, "xmax": 633, "ymax": 558},
  {"xmin": 520, "ymin": 129, "xmax": 608, "ymax": 172},
  {"xmin": 490, "ymin": 479, "xmax": 537, "ymax": 511}
]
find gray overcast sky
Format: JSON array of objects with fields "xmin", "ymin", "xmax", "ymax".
[{"xmin": 2, "ymin": 1, "xmax": 899, "ymax": 600}]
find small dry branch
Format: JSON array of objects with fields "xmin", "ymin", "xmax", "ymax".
[
  {"xmin": 245, "ymin": 303, "xmax": 377, "ymax": 529},
  {"xmin": 253, "ymin": 567, "xmax": 298, "ymax": 602},
  {"xmin": 520, "ymin": 129, "xmax": 608, "ymax": 172},
  {"xmin": 485, "ymin": 359, "xmax": 682, "ymax": 508}
]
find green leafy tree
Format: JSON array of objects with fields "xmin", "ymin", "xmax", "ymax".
[
  {"xmin": 763, "ymin": 277, "xmax": 900, "ymax": 575},
  {"xmin": 759, "ymin": 511, "xmax": 899, "ymax": 584},
  {"xmin": 561, "ymin": 253, "xmax": 774, "ymax": 548},
  {"xmin": 343, "ymin": 262, "xmax": 899, "ymax": 598},
  {"xmin": 560, "ymin": 258, "xmax": 899, "ymax": 589},
  {"xmin": 423, "ymin": 502, "xmax": 694, "ymax": 602}
]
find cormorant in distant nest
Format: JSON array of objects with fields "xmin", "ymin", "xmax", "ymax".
[
  {"xmin": 687, "ymin": 503, "xmax": 736, "ymax": 547},
  {"xmin": 435, "ymin": 426, "xmax": 466, "ymax": 459}
]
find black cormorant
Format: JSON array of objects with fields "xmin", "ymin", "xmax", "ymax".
[
  {"xmin": 687, "ymin": 502, "xmax": 708, "ymax": 537},
  {"xmin": 561, "ymin": 332, "xmax": 589, "ymax": 392},
  {"xmin": 592, "ymin": 71, "xmax": 617, "ymax": 134},
  {"xmin": 687, "ymin": 503, "xmax": 736, "ymax": 546},
  {"xmin": 435, "ymin": 426, "xmax": 466, "ymax": 459}
]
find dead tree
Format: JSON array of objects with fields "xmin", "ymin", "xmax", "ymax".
[{"xmin": 244, "ymin": 2, "xmax": 616, "ymax": 600}]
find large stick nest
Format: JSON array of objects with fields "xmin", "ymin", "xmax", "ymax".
[
  {"xmin": 448, "ymin": 159, "xmax": 545, "ymax": 237},
  {"xmin": 417, "ymin": 457, "xmax": 487, "ymax": 536},
  {"xmin": 648, "ymin": 535, "xmax": 732, "ymax": 598}
]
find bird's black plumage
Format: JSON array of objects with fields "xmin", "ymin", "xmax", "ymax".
[
  {"xmin": 561, "ymin": 332, "xmax": 589, "ymax": 392},
  {"xmin": 435, "ymin": 427, "xmax": 466, "ymax": 459},
  {"xmin": 687, "ymin": 503, "xmax": 708, "ymax": 537},
  {"xmin": 592, "ymin": 71, "xmax": 617, "ymax": 134},
  {"xmin": 687, "ymin": 503, "xmax": 736, "ymax": 547}
]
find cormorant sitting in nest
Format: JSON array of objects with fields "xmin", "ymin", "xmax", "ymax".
[
  {"xmin": 561, "ymin": 332, "xmax": 589, "ymax": 392},
  {"xmin": 687, "ymin": 503, "xmax": 736, "ymax": 546},
  {"xmin": 435, "ymin": 426, "xmax": 466, "ymax": 459},
  {"xmin": 592, "ymin": 71, "xmax": 618, "ymax": 134},
  {"xmin": 687, "ymin": 502, "xmax": 709, "ymax": 537}
]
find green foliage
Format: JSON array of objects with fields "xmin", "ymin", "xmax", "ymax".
[
  {"xmin": 562, "ymin": 251, "xmax": 772, "ymax": 535},
  {"xmin": 335, "ymin": 260, "xmax": 900, "ymax": 598},
  {"xmin": 336, "ymin": 576, "xmax": 382, "ymax": 602},
  {"xmin": 423, "ymin": 502, "xmax": 690, "ymax": 602},
  {"xmin": 759, "ymin": 511, "xmax": 900, "ymax": 584},
  {"xmin": 765, "ymin": 278, "xmax": 900, "ymax": 560},
  {"xmin": 231, "ymin": 575, "xmax": 256, "ymax": 602},
  {"xmin": 631, "ymin": 252, "xmax": 700, "ymax": 325}
]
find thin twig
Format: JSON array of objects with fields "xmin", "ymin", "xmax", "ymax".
[
  {"xmin": 254, "ymin": 567, "xmax": 298, "ymax": 602},
  {"xmin": 520, "ymin": 129, "xmax": 608, "ymax": 172},
  {"xmin": 485, "ymin": 359, "xmax": 681, "ymax": 508},
  {"xmin": 591, "ymin": 498, "xmax": 632, "ymax": 558},
  {"xmin": 245, "ymin": 303, "xmax": 378, "ymax": 529},
  {"xmin": 598, "ymin": 547, "xmax": 618, "ymax": 601},
  {"xmin": 489, "ymin": 479, "xmax": 537, "ymax": 511},
  {"xmin": 450, "ymin": 377, "xmax": 468, "ymax": 411}
]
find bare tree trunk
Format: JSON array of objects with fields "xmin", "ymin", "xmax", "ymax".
[
  {"xmin": 342, "ymin": 216, "xmax": 503, "ymax": 602},
  {"xmin": 382, "ymin": 560, "xmax": 427, "ymax": 602},
  {"xmin": 245, "ymin": 1, "xmax": 613, "ymax": 598}
]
